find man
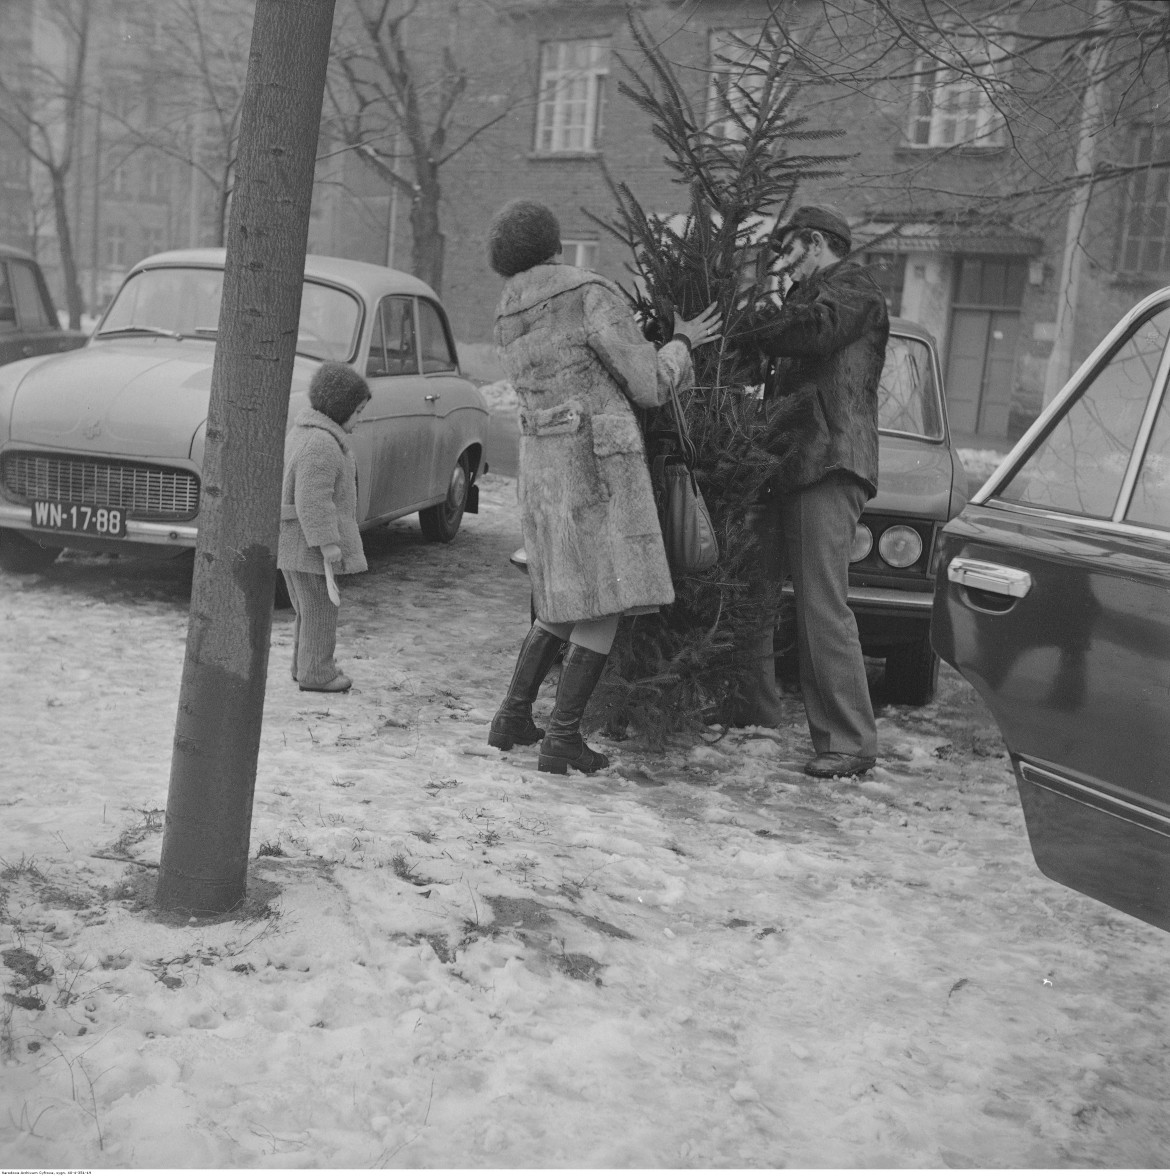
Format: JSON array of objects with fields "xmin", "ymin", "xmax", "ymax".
[{"xmin": 733, "ymin": 203, "xmax": 889, "ymax": 778}]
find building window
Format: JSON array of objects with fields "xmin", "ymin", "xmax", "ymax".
[
  {"xmin": 141, "ymin": 226, "xmax": 165, "ymax": 259},
  {"xmin": 534, "ymin": 39, "xmax": 608, "ymax": 154},
  {"xmin": 1118, "ymin": 125, "xmax": 1170, "ymax": 275},
  {"xmin": 109, "ymin": 164, "xmax": 128, "ymax": 198},
  {"xmin": 106, "ymin": 224, "xmax": 126, "ymax": 268},
  {"xmin": 708, "ymin": 27, "xmax": 786, "ymax": 142},
  {"xmin": 907, "ymin": 57, "xmax": 1004, "ymax": 148},
  {"xmin": 562, "ymin": 239, "xmax": 598, "ymax": 270},
  {"xmin": 141, "ymin": 155, "xmax": 166, "ymax": 202}
]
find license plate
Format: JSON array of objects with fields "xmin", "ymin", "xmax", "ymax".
[{"xmin": 31, "ymin": 500, "xmax": 128, "ymax": 537}]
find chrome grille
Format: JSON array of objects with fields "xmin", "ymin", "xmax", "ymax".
[{"xmin": 1, "ymin": 452, "xmax": 200, "ymax": 520}]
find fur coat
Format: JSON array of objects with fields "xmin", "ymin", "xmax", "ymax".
[
  {"xmin": 494, "ymin": 264, "xmax": 693, "ymax": 624},
  {"xmin": 743, "ymin": 258, "xmax": 888, "ymax": 498},
  {"xmin": 277, "ymin": 408, "xmax": 368, "ymax": 576}
]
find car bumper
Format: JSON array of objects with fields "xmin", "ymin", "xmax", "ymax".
[{"xmin": 0, "ymin": 501, "xmax": 199, "ymax": 546}]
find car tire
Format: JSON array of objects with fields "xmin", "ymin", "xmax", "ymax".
[
  {"xmin": 882, "ymin": 630, "xmax": 939, "ymax": 706},
  {"xmin": 0, "ymin": 529, "xmax": 63, "ymax": 573},
  {"xmin": 419, "ymin": 452, "xmax": 470, "ymax": 543}
]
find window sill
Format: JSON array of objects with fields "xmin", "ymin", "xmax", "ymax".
[
  {"xmin": 527, "ymin": 150, "xmax": 603, "ymax": 163},
  {"xmin": 1109, "ymin": 271, "xmax": 1170, "ymax": 291},
  {"xmin": 893, "ymin": 144, "xmax": 1007, "ymax": 158}
]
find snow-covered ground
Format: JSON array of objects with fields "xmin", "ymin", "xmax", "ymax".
[{"xmin": 2, "ymin": 473, "xmax": 1169, "ymax": 1168}]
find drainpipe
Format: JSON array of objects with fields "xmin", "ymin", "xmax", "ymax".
[{"xmin": 1042, "ymin": 0, "xmax": 1116, "ymax": 405}]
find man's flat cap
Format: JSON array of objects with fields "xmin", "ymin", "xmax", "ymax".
[{"xmin": 772, "ymin": 205, "xmax": 852, "ymax": 250}]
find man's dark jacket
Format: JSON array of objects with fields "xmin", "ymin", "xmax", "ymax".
[{"xmin": 744, "ymin": 257, "xmax": 889, "ymax": 499}]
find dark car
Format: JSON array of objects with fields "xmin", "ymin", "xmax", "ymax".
[
  {"xmin": 782, "ymin": 316, "xmax": 968, "ymax": 705},
  {"xmin": 931, "ymin": 287, "xmax": 1170, "ymax": 933},
  {"xmin": 0, "ymin": 243, "xmax": 86, "ymax": 368}
]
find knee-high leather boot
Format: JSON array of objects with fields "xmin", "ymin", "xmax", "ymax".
[
  {"xmin": 489, "ymin": 624, "xmax": 566, "ymax": 750},
  {"xmin": 537, "ymin": 643, "xmax": 610, "ymax": 775}
]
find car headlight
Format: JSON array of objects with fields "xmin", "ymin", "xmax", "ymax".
[
  {"xmin": 849, "ymin": 523, "xmax": 873, "ymax": 563},
  {"xmin": 878, "ymin": 524, "xmax": 924, "ymax": 568}
]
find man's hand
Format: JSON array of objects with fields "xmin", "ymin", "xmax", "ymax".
[
  {"xmin": 320, "ymin": 543, "xmax": 342, "ymax": 567},
  {"xmin": 674, "ymin": 302, "xmax": 721, "ymax": 349}
]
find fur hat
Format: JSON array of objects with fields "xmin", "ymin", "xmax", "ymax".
[
  {"xmin": 309, "ymin": 362, "xmax": 370, "ymax": 425},
  {"xmin": 488, "ymin": 199, "xmax": 562, "ymax": 277},
  {"xmin": 772, "ymin": 204, "xmax": 852, "ymax": 251}
]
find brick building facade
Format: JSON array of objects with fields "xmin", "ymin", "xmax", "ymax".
[{"xmin": 4, "ymin": 0, "xmax": 1167, "ymax": 443}]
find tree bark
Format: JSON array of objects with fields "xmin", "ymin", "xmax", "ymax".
[
  {"xmin": 409, "ymin": 165, "xmax": 444, "ymax": 293},
  {"xmin": 49, "ymin": 166, "xmax": 83, "ymax": 329},
  {"xmin": 157, "ymin": 0, "xmax": 337, "ymax": 916}
]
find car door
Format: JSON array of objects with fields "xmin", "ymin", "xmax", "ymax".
[
  {"xmin": 416, "ymin": 297, "xmax": 482, "ymax": 494},
  {"xmin": 353, "ymin": 294, "xmax": 439, "ymax": 522},
  {"xmin": 0, "ymin": 257, "xmax": 84, "ymax": 365},
  {"xmin": 931, "ymin": 292, "xmax": 1170, "ymax": 931}
]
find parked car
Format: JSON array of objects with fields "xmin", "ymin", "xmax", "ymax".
[
  {"xmin": 0, "ymin": 248, "xmax": 490, "ymax": 573},
  {"xmin": 931, "ymin": 287, "xmax": 1170, "ymax": 933},
  {"xmin": 781, "ymin": 316, "xmax": 968, "ymax": 705},
  {"xmin": 0, "ymin": 243, "xmax": 86, "ymax": 369},
  {"xmin": 509, "ymin": 317, "xmax": 967, "ymax": 706}
]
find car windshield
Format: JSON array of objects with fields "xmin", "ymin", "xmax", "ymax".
[
  {"xmin": 878, "ymin": 334, "xmax": 944, "ymax": 441},
  {"xmin": 97, "ymin": 266, "xmax": 361, "ymax": 362}
]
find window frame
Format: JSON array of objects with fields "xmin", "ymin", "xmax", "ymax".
[
  {"xmin": 905, "ymin": 46, "xmax": 1006, "ymax": 150},
  {"xmin": 980, "ymin": 295, "xmax": 1170, "ymax": 535},
  {"xmin": 561, "ymin": 239, "xmax": 598, "ymax": 270},
  {"xmin": 707, "ymin": 26, "xmax": 788, "ymax": 143},
  {"xmin": 1117, "ymin": 124, "xmax": 1170, "ymax": 278},
  {"xmin": 534, "ymin": 38, "xmax": 609, "ymax": 154}
]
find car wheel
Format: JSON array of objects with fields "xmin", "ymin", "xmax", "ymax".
[
  {"xmin": 882, "ymin": 629, "xmax": 939, "ymax": 705},
  {"xmin": 419, "ymin": 452, "xmax": 470, "ymax": 543},
  {"xmin": 0, "ymin": 529, "xmax": 63, "ymax": 573}
]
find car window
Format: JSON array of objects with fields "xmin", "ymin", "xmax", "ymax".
[
  {"xmin": 297, "ymin": 281, "xmax": 360, "ymax": 362},
  {"xmin": 0, "ymin": 264, "xmax": 15, "ymax": 333},
  {"xmin": 878, "ymin": 335, "xmax": 943, "ymax": 440},
  {"xmin": 1126, "ymin": 388, "xmax": 1170, "ymax": 530},
  {"xmin": 367, "ymin": 296, "xmax": 417, "ymax": 377},
  {"xmin": 99, "ymin": 266, "xmax": 360, "ymax": 362},
  {"xmin": 10, "ymin": 261, "xmax": 54, "ymax": 330},
  {"xmin": 418, "ymin": 299, "xmax": 457, "ymax": 374},
  {"xmin": 995, "ymin": 304, "xmax": 1170, "ymax": 519}
]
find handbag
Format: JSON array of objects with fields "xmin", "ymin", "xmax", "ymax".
[{"xmin": 652, "ymin": 382, "xmax": 719, "ymax": 575}]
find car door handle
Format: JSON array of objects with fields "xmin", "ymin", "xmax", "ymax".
[
  {"xmin": 424, "ymin": 393, "xmax": 440, "ymax": 402},
  {"xmin": 947, "ymin": 557, "xmax": 1032, "ymax": 598}
]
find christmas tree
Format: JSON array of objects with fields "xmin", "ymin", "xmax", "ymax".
[{"xmin": 586, "ymin": 11, "xmax": 853, "ymax": 742}]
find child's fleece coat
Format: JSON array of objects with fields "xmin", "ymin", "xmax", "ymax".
[
  {"xmin": 277, "ymin": 408, "xmax": 368, "ymax": 576},
  {"xmin": 494, "ymin": 263, "xmax": 694, "ymax": 624}
]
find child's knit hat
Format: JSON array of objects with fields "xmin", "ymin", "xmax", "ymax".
[
  {"xmin": 309, "ymin": 362, "xmax": 370, "ymax": 425},
  {"xmin": 487, "ymin": 199, "xmax": 562, "ymax": 278}
]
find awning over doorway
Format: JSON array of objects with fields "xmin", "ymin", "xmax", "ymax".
[{"xmin": 853, "ymin": 220, "xmax": 1042, "ymax": 257}]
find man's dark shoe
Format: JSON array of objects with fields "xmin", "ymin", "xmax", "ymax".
[{"xmin": 803, "ymin": 752, "xmax": 876, "ymax": 778}]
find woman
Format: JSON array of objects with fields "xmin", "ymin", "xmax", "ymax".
[{"xmin": 486, "ymin": 199, "xmax": 719, "ymax": 774}]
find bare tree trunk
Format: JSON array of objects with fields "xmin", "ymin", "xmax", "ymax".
[
  {"xmin": 410, "ymin": 168, "xmax": 444, "ymax": 293},
  {"xmin": 49, "ymin": 166, "xmax": 83, "ymax": 328},
  {"xmin": 157, "ymin": 0, "xmax": 337, "ymax": 917}
]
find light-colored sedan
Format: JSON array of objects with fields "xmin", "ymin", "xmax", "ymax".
[{"xmin": 0, "ymin": 248, "xmax": 491, "ymax": 572}]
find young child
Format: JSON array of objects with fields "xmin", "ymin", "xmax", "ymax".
[{"xmin": 277, "ymin": 361, "xmax": 371, "ymax": 693}]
